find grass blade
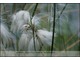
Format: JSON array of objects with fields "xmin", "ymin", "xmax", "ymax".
[{"xmin": 57, "ymin": 3, "xmax": 67, "ymax": 19}]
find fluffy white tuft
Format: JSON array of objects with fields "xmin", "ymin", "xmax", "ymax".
[
  {"xmin": 10, "ymin": 10, "xmax": 30, "ymax": 34},
  {"xmin": 18, "ymin": 31, "xmax": 32, "ymax": 51},
  {"xmin": 28, "ymin": 37, "xmax": 40, "ymax": 51},
  {"xmin": 1, "ymin": 22, "xmax": 16, "ymax": 50},
  {"xmin": 32, "ymin": 15, "xmax": 40, "ymax": 27},
  {"xmin": 37, "ymin": 30, "xmax": 52, "ymax": 46}
]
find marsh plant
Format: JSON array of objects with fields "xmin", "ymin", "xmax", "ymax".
[{"xmin": 0, "ymin": 3, "xmax": 80, "ymax": 56}]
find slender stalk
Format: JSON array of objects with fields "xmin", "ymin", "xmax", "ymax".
[
  {"xmin": 78, "ymin": 4, "xmax": 80, "ymax": 55},
  {"xmin": 0, "ymin": 4, "xmax": 2, "ymax": 54},
  {"xmin": 48, "ymin": 4, "xmax": 50, "ymax": 31},
  {"xmin": 57, "ymin": 3, "xmax": 67, "ymax": 51},
  {"xmin": 32, "ymin": 3, "xmax": 38, "ymax": 17},
  {"xmin": 50, "ymin": 4, "xmax": 53, "ymax": 31},
  {"xmin": 48, "ymin": 4, "xmax": 52, "ymax": 31},
  {"xmin": 36, "ymin": 35, "xmax": 44, "ymax": 51},
  {"xmin": 64, "ymin": 40, "xmax": 80, "ymax": 50},
  {"xmin": 31, "ymin": 3, "xmax": 38, "ymax": 51},
  {"xmin": 22, "ymin": 3, "xmax": 26, "ymax": 10},
  {"xmin": 51, "ymin": 3, "xmax": 56, "ymax": 56},
  {"xmin": 27, "ymin": 4, "xmax": 35, "ymax": 11},
  {"xmin": 57, "ymin": 3, "xmax": 67, "ymax": 19}
]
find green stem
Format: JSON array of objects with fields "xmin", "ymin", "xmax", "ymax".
[
  {"xmin": 78, "ymin": 4, "xmax": 80, "ymax": 55},
  {"xmin": 31, "ymin": 3, "xmax": 38, "ymax": 51},
  {"xmin": 51, "ymin": 3, "xmax": 56, "ymax": 56},
  {"xmin": 22, "ymin": 3, "xmax": 26, "ymax": 10}
]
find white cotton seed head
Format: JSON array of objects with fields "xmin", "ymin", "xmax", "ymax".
[
  {"xmin": 32, "ymin": 16, "xmax": 40, "ymax": 27},
  {"xmin": 37, "ymin": 30, "xmax": 52, "ymax": 46},
  {"xmin": 18, "ymin": 31, "xmax": 32, "ymax": 51},
  {"xmin": 21, "ymin": 24, "xmax": 31, "ymax": 32},
  {"xmin": 19, "ymin": 33, "xmax": 29, "ymax": 51},
  {"xmin": 12, "ymin": 10, "xmax": 30, "ymax": 23},
  {"xmin": 10, "ymin": 10, "xmax": 30, "ymax": 34},
  {"xmin": 16, "ymin": 10, "xmax": 30, "ymax": 22},
  {"xmin": 1, "ymin": 23, "xmax": 16, "ymax": 50},
  {"xmin": 1, "ymin": 23, "xmax": 10, "ymax": 39},
  {"xmin": 28, "ymin": 37, "xmax": 40, "ymax": 51}
]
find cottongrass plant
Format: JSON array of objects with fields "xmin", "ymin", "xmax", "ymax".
[
  {"xmin": 0, "ymin": 10, "xmax": 56, "ymax": 56},
  {"xmin": 10, "ymin": 10, "xmax": 55, "ymax": 52}
]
